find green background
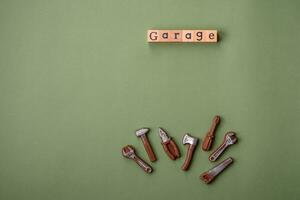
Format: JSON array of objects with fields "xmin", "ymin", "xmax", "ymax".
[{"xmin": 0, "ymin": 0, "xmax": 299, "ymax": 200}]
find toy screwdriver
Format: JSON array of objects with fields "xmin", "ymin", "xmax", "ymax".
[
  {"xmin": 202, "ymin": 115, "xmax": 221, "ymax": 151},
  {"xmin": 158, "ymin": 128, "xmax": 180, "ymax": 160}
]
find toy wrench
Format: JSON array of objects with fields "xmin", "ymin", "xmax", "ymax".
[
  {"xmin": 159, "ymin": 128, "xmax": 180, "ymax": 160},
  {"xmin": 122, "ymin": 145, "xmax": 153, "ymax": 174},
  {"xmin": 209, "ymin": 132, "xmax": 238, "ymax": 162}
]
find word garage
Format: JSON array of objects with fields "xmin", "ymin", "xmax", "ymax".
[{"xmin": 147, "ymin": 30, "xmax": 218, "ymax": 43}]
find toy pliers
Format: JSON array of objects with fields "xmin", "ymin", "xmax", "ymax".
[{"xmin": 158, "ymin": 128, "xmax": 180, "ymax": 160}]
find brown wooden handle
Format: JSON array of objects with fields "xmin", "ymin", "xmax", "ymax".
[
  {"xmin": 169, "ymin": 140, "xmax": 180, "ymax": 158},
  {"xmin": 162, "ymin": 140, "xmax": 180, "ymax": 160},
  {"xmin": 202, "ymin": 115, "xmax": 220, "ymax": 151},
  {"xmin": 181, "ymin": 145, "xmax": 196, "ymax": 171},
  {"xmin": 141, "ymin": 136, "xmax": 157, "ymax": 162},
  {"xmin": 162, "ymin": 141, "xmax": 176, "ymax": 160},
  {"xmin": 202, "ymin": 135, "xmax": 214, "ymax": 151}
]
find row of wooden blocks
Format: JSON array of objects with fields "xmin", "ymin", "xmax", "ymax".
[{"xmin": 147, "ymin": 30, "xmax": 218, "ymax": 43}]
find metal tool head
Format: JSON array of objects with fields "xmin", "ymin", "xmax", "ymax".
[
  {"xmin": 135, "ymin": 128, "xmax": 150, "ymax": 137},
  {"xmin": 224, "ymin": 132, "xmax": 238, "ymax": 145},
  {"xmin": 158, "ymin": 128, "xmax": 170, "ymax": 143},
  {"xmin": 122, "ymin": 145, "xmax": 135, "ymax": 159},
  {"xmin": 182, "ymin": 133, "xmax": 198, "ymax": 145}
]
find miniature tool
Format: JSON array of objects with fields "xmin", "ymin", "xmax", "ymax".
[
  {"xmin": 135, "ymin": 128, "xmax": 157, "ymax": 162},
  {"xmin": 200, "ymin": 157, "xmax": 234, "ymax": 184},
  {"xmin": 181, "ymin": 133, "xmax": 199, "ymax": 171},
  {"xmin": 158, "ymin": 128, "xmax": 180, "ymax": 160},
  {"xmin": 209, "ymin": 132, "xmax": 238, "ymax": 162},
  {"xmin": 122, "ymin": 145, "xmax": 153, "ymax": 174},
  {"xmin": 202, "ymin": 115, "xmax": 221, "ymax": 151}
]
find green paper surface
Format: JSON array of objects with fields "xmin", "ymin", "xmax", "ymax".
[{"xmin": 0, "ymin": 0, "xmax": 299, "ymax": 200}]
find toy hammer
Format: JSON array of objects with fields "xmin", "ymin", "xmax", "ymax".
[{"xmin": 135, "ymin": 128, "xmax": 157, "ymax": 162}]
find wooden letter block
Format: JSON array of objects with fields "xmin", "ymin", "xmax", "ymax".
[
  {"xmin": 189, "ymin": 30, "xmax": 218, "ymax": 42},
  {"xmin": 148, "ymin": 29, "xmax": 218, "ymax": 43},
  {"xmin": 147, "ymin": 30, "xmax": 160, "ymax": 42},
  {"xmin": 158, "ymin": 30, "xmax": 182, "ymax": 42},
  {"xmin": 182, "ymin": 30, "xmax": 196, "ymax": 42}
]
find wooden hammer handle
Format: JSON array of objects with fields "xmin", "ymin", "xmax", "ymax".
[
  {"xmin": 141, "ymin": 136, "xmax": 157, "ymax": 162},
  {"xmin": 181, "ymin": 145, "xmax": 196, "ymax": 171},
  {"xmin": 202, "ymin": 116, "xmax": 220, "ymax": 151}
]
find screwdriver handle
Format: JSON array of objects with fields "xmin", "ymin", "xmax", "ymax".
[{"xmin": 202, "ymin": 116, "xmax": 220, "ymax": 151}]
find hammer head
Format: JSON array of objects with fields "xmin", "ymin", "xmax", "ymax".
[
  {"xmin": 182, "ymin": 133, "xmax": 198, "ymax": 145},
  {"xmin": 135, "ymin": 128, "xmax": 150, "ymax": 137}
]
